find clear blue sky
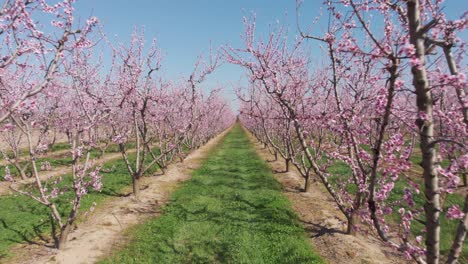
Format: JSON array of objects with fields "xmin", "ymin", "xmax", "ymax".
[{"xmin": 72, "ymin": 0, "xmax": 467, "ymax": 111}]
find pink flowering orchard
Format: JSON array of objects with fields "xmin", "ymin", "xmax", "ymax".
[
  {"xmin": 0, "ymin": 0, "xmax": 465, "ymax": 262},
  {"xmin": 0, "ymin": 0, "xmax": 98, "ymax": 123},
  {"xmin": 104, "ymin": 29, "xmax": 232, "ymax": 198},
  {"xmin": 0, "ymin": 0, "xmax": 234, "ymax": 250},
  {"xmin": 0, "ymin": 0, "xmax": 104, "ymax": 249},
  {"xmin": 231, "ymin": 0, "xmax": 466, "ymax": 263}
]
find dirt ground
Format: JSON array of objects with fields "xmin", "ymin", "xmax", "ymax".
[
  {"xmin": 0, "ymin": 130, "xmax": 68, "ymax": 152},
  {"xmin": 0, "ymin": 148, "xmax": 70, "ymax": 167},
  {"xmin": 7, "ymin": 127, "xmax": 231, "ymax": 264},
  {"xmin": 244, "ymin": 130, "xmax": 411, "ymax": 264}
]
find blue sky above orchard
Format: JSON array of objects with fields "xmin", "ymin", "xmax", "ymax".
[{"xmin": 71, "ymin": 0, "xmax": 467, "ymax": 110}]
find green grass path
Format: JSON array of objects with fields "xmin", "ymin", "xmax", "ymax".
[{"xmin": 101, "ymin": 125, "xmax": 324, "ymax": 264}]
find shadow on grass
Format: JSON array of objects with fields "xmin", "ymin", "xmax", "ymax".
[
  {"xmin": 0, "ymin": 218, "xmax": 53, "ymax": 247},
  {"xmin": 100, "ymin": 183, "xmax": 151, "ymax": 198},
  {"xmin": 100, "ymin": 189, "xmax": 132, "ymax": 197}
]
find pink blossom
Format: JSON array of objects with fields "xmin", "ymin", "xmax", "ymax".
[
  {"xmin": 1, "ymin": 123, "xmax": 15, "ymax": 131},
  {"xmin": 438, "ymin": 166, "xmax": 460, "ymax": 193},
  {"xmin": 50, "ymin": 187, "xmax": 59, "ymax": 199},
  {"xmin": 401, "ymin": 43, "xmax": 416, "ymax": 56},
  {"xmin": 383, "ymin": 207, "xmax": 393, "ymax": 215},
  {"xmin": 409, "ymin": 56, "xmax": 423, "ymax": 70},
  {"xmin": 403, "ymin": 188, "xmax": 415, "ymax": 207},
  {"xmin": 394, "ymin": 79, "xmax": 404, "ymax": 89},
  {"xmin": 3, "ymin": 167, "xmax": 13, "ymax": 182},
  {"xmin": 416, "ymin": 235, "xmax": 423, "ymax": 244},
  {"xmin": 90, "ymin": 202, "xmax": 97, "ymax": 212},
  {"xmin": 51, "ymin": 20, "xmax": 64, "ymax": 28},
  {"xmin": 36, "ymin": 144, "xmax": 49, "ymax": 153},
  {"xmin": 40, "ymin": 161, "xmax": 52, "ymax": 171},
  {"xmin": 418, "ymin": 111, "xmax": 429, "ymax": 121},
  {"xmin": 458, "ymin": 154, "xmax": 468, "ymax": 170},
  {"xmin": 324, "ymin": 33, "xmax": 335, "ymax": 43},
  {"xmin": 86, "ymin": 16, "xmax": 99, "ymax": 26},
  {"xmin": 447, "ymin": 205, "xmax": 465, "ymax": 220}
]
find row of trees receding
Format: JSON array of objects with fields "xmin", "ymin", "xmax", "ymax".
[
  {"xmin": 0, "ymin": 0, "xmax": 235, "ymax": 249},
  {"xmin": 228, "ymin": 1, "xmax": 466, "ymax": 264}
]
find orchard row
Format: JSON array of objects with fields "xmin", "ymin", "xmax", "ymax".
[
  {"xmin": 0, "ymin": 0, "xmax": 235, "ymax": 251},
  {"xmin": 231, "ymin": 1, "xmax": 466, "ymax": 264},
  {"xmin": 0, "ymin": 1, "xmax": 466, "ymax": 264}
]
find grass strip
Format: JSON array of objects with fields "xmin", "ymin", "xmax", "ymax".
[{"xmin": 101, "ymin": 125, "xmax": 324, "ymax": 264}]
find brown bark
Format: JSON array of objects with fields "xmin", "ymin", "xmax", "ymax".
[
  {"xmin": 442, "ymin": 46, "xmax": 468, "ymax": 127},
  {"xmin": 303, "ymin": 174, "xmax": 310, "ymax": 192},
  {"xmin": 367, "ymin": 58, "xmax": 399, "ymax": 242},
  {"xmin": 57, "ymin": 224, "xmax": 72, "ymax": 250},
  {"xmin": 446, "ymin": 194, "xmax": 468, "ymax": 264},
  {"xmin": 13, "ymin": 160, "xmax": 28, "ymax": 180},
  {"xmin": 48, "ymin": 129, "xmax": 57, "ymax": 150},
  {"xmin": 407, "ymin": 1, "xmax": 441, "ymax": 263},
  {"xmin": 132, "ymin": 175, "xmax": 140, "ymax": 198},
  {"xmin": 347, "ymin": 211, "xmax": 359, "ymax": 235},
  {"xmin": 288, "ymin": 112, "xmax": 348, "ymax": 216}
]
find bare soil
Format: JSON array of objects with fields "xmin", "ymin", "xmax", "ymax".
[
  {"xmin": 244, "ymin": 129, "xmax": 411, "ymax": 264},
  {"xmin": 0, "ymin": 130, "xmax": 68, "ymax": 153},
  {"xmin": 0, "ymin": 149, "xmax": 71, "ymax": 167},
  {"xmin": 7, "ymin": 128, "xmax": 231, "ymax": 264}
]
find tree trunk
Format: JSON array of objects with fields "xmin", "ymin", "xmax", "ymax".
[
  {"xmin": 14, "ymin": 161, "xmax": 28, "ymax": 180},
  {"xmin": 274, "ymin": 151, "xmax": 278, "ymax": 161},
  {"xmin": 346, "ymin": 211, "xmax": 358, "ymax": 235},
  {"xmin": 285, "ymin": 158, "xmax": 290, "ymax": 172},
  {"xmin": 56, "ymin": 224, "xmax": 72, "ymax": 250},
  {"xmin": 48, "ymin": 129, "xmax": 57, "ymax": 150},
  {"xmin": 18, "ymin": 168, "xmax": 28, "ymax": 180},
  {"xmin": 303, "ymin": 174, "xmax": 310, "ymax": 192},
  {"xmin": 442, "ymin": 46, "xmax": 468, "ymax": 127},
  {"xmin": 132, "ymin": 176, "xmax": 140, "ymax": 198},
  {"xmin": 407, "ymin": 1, "xmax": 440, "ymax": 263},
  {"xmin": 446, "ymin": 194, "xmax": 468, "ymax": 264}
]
